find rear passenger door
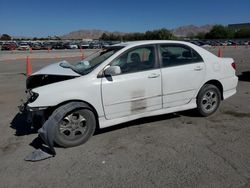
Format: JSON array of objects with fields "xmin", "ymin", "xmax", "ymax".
[{"xmin": 159, "ymin": 44, "xmax": 205, "ymax": 108}]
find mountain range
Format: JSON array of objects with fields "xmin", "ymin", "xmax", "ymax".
[
  {"xmin": 171, "ymin": 24, "xmax": 214, "ymax": 37},
  {"xmin": 60, "ymin": 24, "xmax": 214, "ymax": 39}
]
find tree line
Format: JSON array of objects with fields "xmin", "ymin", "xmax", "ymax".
[
  {"xmin": 189, "ymin": 25, "xmax": 250, "ymax": 39},
  {"xmin": 100, "ymin": 28, "xmax": 175, "ymax": 41}
]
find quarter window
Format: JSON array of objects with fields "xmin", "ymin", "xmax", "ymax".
[
  {"xmin": 110, "ymin": 46, "xmax": 156, "ymax": 74},
  {"xmin": 160, "ymin": 45, "xmax": 203, "ymax": 67}
]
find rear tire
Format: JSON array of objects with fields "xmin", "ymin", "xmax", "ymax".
[
  {"xmin": 54, "ymin": 108, "xmax": 96, "ymax": 148},
  {"xmin": 197, "ymin": 84, "xmax": 221, "ymax": 117}
]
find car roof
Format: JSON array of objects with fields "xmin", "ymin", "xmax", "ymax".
[
  {"xmin": 113, "ymin": 40, "xmax": 193, "ymax": 48},
  {"xmin": 110, "ymin": 40, "xmax": 218, "ymax": 61}
]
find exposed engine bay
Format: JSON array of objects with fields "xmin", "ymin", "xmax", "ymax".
[{"xmin": 26, "ymin": 74, "xmax": 77, "ymax": 89}]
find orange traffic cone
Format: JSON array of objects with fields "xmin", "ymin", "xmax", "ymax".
[
  {"xmin": 26, "ymin": 56, "xmax": 32, "ymax": 76},
  {"xmin": 218, "ymin": 48, "xmax": 222, "ymax": 57}
]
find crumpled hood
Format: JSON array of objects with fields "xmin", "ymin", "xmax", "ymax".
[
  {"xmin": 32, "ymin": 61, "xmax": 81, "ymax": 76},
  {"xmin": 27, "ymin": 61, "xmax": 80, "ymax": 89}
]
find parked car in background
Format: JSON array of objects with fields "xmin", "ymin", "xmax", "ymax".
[
  {"xmin": 89, "ymin": 41, "xmax": 102, "ymax": 49},
  {"xmin": 0, "ymin": 41, "xmax": 3, "ymax": 50},
  {"xmin": 22, "ymin": 40, "xmax": 238, "ymax": 153},
  {"xmin": 30, "ymin": 42, "xmax": 42, "ymax": 50},
  {"xmin": 79, "ymin": 41, "xmax": 90, "ymax": 49},
  {"xmin": 244, "ymin": 41, "xmax": 250, "ymax": 45},
  {"xmin": 64, "ymin": 42, "xmax": 78, "ymax": 49},
  {"xmin": 41, "ymin": 42, "xmax": 53, "ymax": 50},
  {"xmin": 1, "ymin": 42, "xmax": 17, "ymax": 50},
  {"xmin": 100, "ymin": 41, "xmax": 112, "ymax": 48},
  {"xmin": 52, "ymin": 42, "xmax": 66, "ymax": 50},
  {"xmin": 17, "ymin": 42, "xmax": 30, "ymax": 50}
]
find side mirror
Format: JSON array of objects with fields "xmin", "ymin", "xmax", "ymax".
[{"xmin": 104, "ymin": 66, "xmax": 121, "ymax": 76}]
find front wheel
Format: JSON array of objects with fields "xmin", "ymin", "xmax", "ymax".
[
  {"xmin": 196, "ymin": 84, "xmax": 221, "ymax": 117},
  {"xmin": 54, "ymin": 108, "xmax": 96, "ymax": 148}
]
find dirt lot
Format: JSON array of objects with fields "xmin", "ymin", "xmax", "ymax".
[{"xmin": 0, "ymin": 47, "xmax": 250, "ymax": 188}]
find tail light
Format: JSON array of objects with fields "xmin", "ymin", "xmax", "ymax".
[{"xmin": 231, "ymin": 62, "xmax": 236, "ymax": 70}]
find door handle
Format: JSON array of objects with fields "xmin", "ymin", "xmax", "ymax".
[
  {"xmin": 148, "ymin": 73, "xmax": 160, "ymax": 78},
  {"xmin": 194, "ymin": 66, "xmax": 203, "ymax": 71}
]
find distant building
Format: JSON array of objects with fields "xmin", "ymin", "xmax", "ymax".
[{"xmin": 228, "ymin": 23, "xmax": 250, "ymax": 31}]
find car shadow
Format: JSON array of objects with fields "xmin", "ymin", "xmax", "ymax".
[
  {"xmin": 10, "ymin": 112, "xmax": 37, "ymax": 136},
  {"xmin": 11, "ymin": 109, "xmax": 199, "ymax": 152},
  {"xmin": 94, "ymin": 113, "xmax": 181, "ymax": 135},
  {"xmin": 238, "ymin": 71, "xmax": 250, "ymax": 82},
  {"xmin": 11, "ymin": 112, "xmax": 52, "ymax": 153},
  {"xmin": 11, "ymin": 109, "xmax": 199, "ymax": 137},
  {"xmin": 177, "ymin": 109, "xmax": 200, "ymax": 117}
]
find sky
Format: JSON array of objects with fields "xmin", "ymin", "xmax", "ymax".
[{"xmin": 0, "ymin": 0, "xmax": 250, "ymax": 37}]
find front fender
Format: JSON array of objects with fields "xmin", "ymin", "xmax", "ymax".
[{"xmin": 27, "ymin": 75, "xmax": 104, "ymax": 117}]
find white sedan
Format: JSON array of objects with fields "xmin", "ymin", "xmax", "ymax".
[
  {"xmin": 17, "ymin": 42, "xmax": 30, "ymax": 50},
  {"xmin": 23, "ymin": 40, "xmax": 238, "ymax": 152}
]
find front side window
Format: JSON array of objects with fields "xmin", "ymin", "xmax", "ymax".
[
  {"xmin": 110, "ymin": 45, "xmax": 157, "ymax": 74},
  {"xmin": 160, "ymin": 44, "xmax": 203, "ymax": 67}
]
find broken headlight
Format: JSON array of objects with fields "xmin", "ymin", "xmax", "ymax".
[{"xmin": 27, "ymin": 90, "xmax": 39, "ymax": 103}]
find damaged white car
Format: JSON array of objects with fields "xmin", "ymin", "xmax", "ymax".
[{"xmin": 22, "ymin": 40, "xmax": 238, "ymax": 155}]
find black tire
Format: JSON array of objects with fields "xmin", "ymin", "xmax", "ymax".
[
  {"xmin": 196, "ymin": 84, "xmax": 221, "ymax": 117},
  {"xmin": 54, "ymin": 108, "xmax": 96, "ymax": 148}
]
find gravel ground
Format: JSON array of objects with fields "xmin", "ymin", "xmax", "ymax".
[{"xmin": 0, "ymin": 46, "xmax": 250, "ymax": 188}]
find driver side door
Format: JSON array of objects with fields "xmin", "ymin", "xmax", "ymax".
[{"xmin": 101, "ymin": 45, "xmax": 162, "ymax": 120}]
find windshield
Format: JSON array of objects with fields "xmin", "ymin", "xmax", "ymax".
[{"xmin": 60, "ymin": 46, "xmax": 124, "ymax": 75}]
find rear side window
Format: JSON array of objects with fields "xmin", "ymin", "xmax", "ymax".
[{"xmin": 160, "ymin": 44, "xmax": 203, "ymax": 67}]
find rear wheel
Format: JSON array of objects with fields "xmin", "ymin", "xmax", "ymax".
[
  {"xmin": 197, "ymin": 84, "xmax": 221, "ymax": 117},
  {"xmin": 54, "ymin": 108, "xmax": 96, "ymax": 147}
]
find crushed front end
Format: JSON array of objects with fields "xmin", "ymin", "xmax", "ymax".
[
  {"xmin": 19, "ymin": 89, "xmax": 48, "ymax": 129},
  {"xmin": 20, "ymin": 72, "xmax": 78, "ymax": 129}
]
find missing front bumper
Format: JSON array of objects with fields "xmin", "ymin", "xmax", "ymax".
[{"xmin": 19, "ymin": 100, "xmax": 48, "ymax": 129}]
